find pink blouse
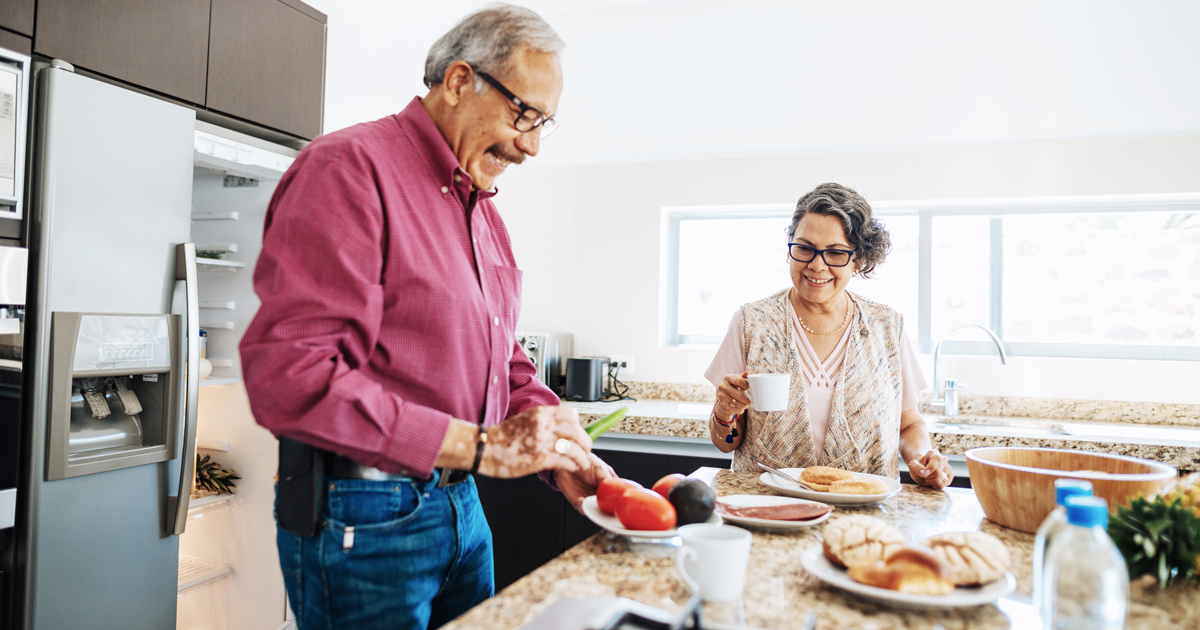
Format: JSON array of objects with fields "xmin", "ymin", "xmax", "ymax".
[{"xmin": 703, "ymin": 298, "xmax": 928, "ymax": 463}]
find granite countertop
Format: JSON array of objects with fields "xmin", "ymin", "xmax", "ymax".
[
  {"xmin": 443, "ymin": 469, "xmax": 1198, "ymax": 630},
  {"xmin": 566, "ymin": 399, "xmax": 1200, "ymax": 471}
]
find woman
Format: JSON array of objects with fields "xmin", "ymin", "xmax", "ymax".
[{"xmin": 704, "ymin": 183, "xmax": 953, "ymax": 488}]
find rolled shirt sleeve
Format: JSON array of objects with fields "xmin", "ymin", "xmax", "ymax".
[{"xmin": 704, "ymin": 309, "xmax": 747, "ymax": 388}]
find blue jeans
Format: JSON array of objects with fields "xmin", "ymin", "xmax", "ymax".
[{"xmin": 276, "ymin": 472, "xmax": 494, "ymax": 630}]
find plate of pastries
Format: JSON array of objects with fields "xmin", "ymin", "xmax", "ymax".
[
  {"xmin": 799, "ymin": 515, "xmax": 1016, "ymax": 609},
  {"xmin": 758, "ymin": 465, "xmax": 901, "ymax": 506}
]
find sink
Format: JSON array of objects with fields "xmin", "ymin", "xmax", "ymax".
[{"xmin": 928, "ymin": 422, "xmax": 1069, "ymax": 437}]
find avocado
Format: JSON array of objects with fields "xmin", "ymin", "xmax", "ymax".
[{"xmin": 667, "ymin": 479, "xmax": 716, "ymax": 526}]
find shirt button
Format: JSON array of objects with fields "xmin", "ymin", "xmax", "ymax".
[
  {"xmin": 493, "ymin": 317, "xmax": 499, "ymax": 326},
  {"xmin": 441, "ymin": 186, "xmax": 449, "ymax": 194},
  {"xmin": 492, "ymin": 376, "xmax": 498, "ymax": 384},
  {"xmin": 455, "ymin": 175, "xmax": 462, "ymax": 183}
]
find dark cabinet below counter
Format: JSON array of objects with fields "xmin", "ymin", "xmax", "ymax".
[
  {"xmin": 475, "ymin": 448, "xmax": 730, "ymax": 592},
  {"xmin": 207, "ymin": 0, "xmax": 326, "ymax": 140},
  {"xmin": 34, "ymin": 0, "xmax": 211, "ymax": 105}
]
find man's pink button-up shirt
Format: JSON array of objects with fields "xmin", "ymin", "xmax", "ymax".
[{"xmin": 240, "ymin": 97, "xmax": 558, "ymax": 477}]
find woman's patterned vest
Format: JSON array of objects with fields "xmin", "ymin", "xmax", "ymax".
[{"xmin": 733, "ymin": 289, "xmax": 904, "ymax": 477}]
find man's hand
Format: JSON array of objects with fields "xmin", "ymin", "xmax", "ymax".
[
  {"xmin": 557, "ymin": 453, "xmax": 616, "ymax": 512},
  {"xmin": 478, "ymin": 405, "xmax": 593, "ymax": 478},
  {"xmin": 907, "ymin": 449, "xmax": 954, "ymax": 489}
]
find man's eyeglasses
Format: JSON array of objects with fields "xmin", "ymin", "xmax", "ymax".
[
  {"xmin": 788, "ymin": 243, "xmax": 856, "ymax": 267},
  {"xmin": 473, "ymin": 68, "xmax": 559, "ymax": 138}
]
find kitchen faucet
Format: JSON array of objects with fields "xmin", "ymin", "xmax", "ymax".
[{"xmin": 930, "ymin": 323, "xmax": 1007, "ymax": 416}]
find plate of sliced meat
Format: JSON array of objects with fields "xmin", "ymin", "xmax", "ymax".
[{"xmin": 713, "ymin": 495, "xmax": 834, "ymax": 531}]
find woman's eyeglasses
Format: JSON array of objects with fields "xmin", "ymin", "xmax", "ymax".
[{"xmin": 788, "ymin": 243, "xmax": 856, "ymax": 267}]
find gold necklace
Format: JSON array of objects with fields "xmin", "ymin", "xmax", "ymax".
[{"xmin": 796, "ymin": 293, "xmax": 852, "ymax": 336}]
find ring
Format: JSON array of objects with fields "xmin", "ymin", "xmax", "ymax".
[{"xmin": 554, "ymin": 438, "xmax": 571, "ymax": 455}]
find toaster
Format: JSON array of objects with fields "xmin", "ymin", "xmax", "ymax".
[{"xmin": 516, "ymin": 332, "xmax": 573, "ymax": 395}]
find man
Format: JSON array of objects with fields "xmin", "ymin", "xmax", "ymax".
[{"xmin": 239, "ymin": 6, "xmax": 613, "ymax": 629}]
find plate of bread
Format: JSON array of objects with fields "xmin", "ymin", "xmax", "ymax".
[
  {"xmin": 800, "ymin": 515, "xmax": 1016, "ymax": 609},
  {"xmin": 758, "ymin": 466, "xmax": 901, "ymax": 506}
]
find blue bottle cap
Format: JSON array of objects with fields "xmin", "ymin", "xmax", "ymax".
[
  {"xmin": 1064, "ymin": 495, "xmax": 1109, "ymax": 529},
  {"xmin": 1055, "ymin": 478, "xmax": 1093, "ymax": 505}
]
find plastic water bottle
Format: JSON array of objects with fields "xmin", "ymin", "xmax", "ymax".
[
  {"xmin": 1032, "ymin": 479, "xmax": 1094, "ymax": 611},
  {"xmin": 1041, "ymin": 496, "xmax": 1129, "ymax": 630}
]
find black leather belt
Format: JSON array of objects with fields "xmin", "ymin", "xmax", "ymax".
[{"xmin": 327, "ymin": 453, "xmax": 470, "ymax": 487}]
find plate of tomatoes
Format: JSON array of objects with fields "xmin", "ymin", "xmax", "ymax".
[{"xmin": 584, "ymin": 475, "xmax": 721, "ymax": 539}]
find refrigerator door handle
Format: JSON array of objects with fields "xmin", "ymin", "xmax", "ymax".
[{"xmin": 168, "ymin": 242, "xmax": 200, "ymax": 535}]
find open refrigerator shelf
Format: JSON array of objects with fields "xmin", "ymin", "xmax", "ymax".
[
  {"xmin": 198, "ymin": 377, "xmax": 241, "ymax": 387},
  {"xmin": 196, "ymin": 258, "xmax": 244, "ymax": 272},
  {"xmin": 178, "ymin": 555, "xmax": 232, "ymax": 594}
]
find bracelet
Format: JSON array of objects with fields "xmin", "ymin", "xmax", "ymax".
[
  {"xmin": 713, "ymin": 412, "xmax": 737, "ymax": 428},
  {"xmin": 713, "ymin": 412, "xmax": 740, "ymax": 444},
  {"xmin": 469, "ymin": 425, "xmax": 488, "ymax": 475}
]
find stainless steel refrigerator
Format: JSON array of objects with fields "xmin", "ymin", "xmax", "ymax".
[
  {"xmin": 17, "ymin": 60, "xmax": 197, "ymax": 629},
  {"xmin": 10, "ymin": 58, "xmax": 299, "ymax": 630}
]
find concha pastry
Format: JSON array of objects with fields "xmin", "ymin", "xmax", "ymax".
[
  {"xmin": 847, "ymin": 545, "xmax": 956, "ymax": 595},
  {"xmin": 921, "ymin": 531, "xmax": 1011, "ymax": 586},
  {"xmin": 822, "ymin": 515, "xmax": 906, "ymax": 568},
  {"xmin": 801, "ymin": 466, "xmax": 854, "ymax": 492}
]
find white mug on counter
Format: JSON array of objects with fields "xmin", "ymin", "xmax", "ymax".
[
  {"xmin": 746, "ymin": 373, "xmax": 790, "ymax": 412},
  {"xmin": 675, "ymin": 524, "xmax": 752, "ymax": 602}
]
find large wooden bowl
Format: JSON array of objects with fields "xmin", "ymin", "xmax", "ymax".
[{"xmin": 965, "ymin": 447, "xmax": 1176, "ymax": 534}]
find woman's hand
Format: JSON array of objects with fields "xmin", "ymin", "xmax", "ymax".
[
  {"xmin": 715, "ymin": 371, "xmax": 752, "ymax": 420},
  {"xmin": 907, "ymin": 449, "xmax": 954, "ymax": 489},
  {"xmin": 709, "ymin": 372, "xmax": 751, "ymax": 452}
]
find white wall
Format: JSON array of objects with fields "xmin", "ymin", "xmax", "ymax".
[
  {"xmin": 307, "ymin": 1, "xmax": 1200, "ymax": 163},
  {"xmin": 302, "ymin": 1, "xmax": 1200, "ymax": 404},
  {"xmin": 500, "ymin": 135, "xmax": 1200, "ymax": 404}
]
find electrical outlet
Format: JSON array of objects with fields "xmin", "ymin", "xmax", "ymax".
[{"xmin": 609, "ymin": 354, "xmax": 635, "ymax": 375}]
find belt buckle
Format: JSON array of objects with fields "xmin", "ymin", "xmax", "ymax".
[{"xmin": 436, "ymin": 468, "xmax": 470, "ymax": 487}]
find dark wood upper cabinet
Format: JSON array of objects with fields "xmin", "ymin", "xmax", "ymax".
[
  {"xmin": 207, "ymin": 0, "xmax": 326, "ymax": 140},
  {"xmin": 0, "ymin": 0, "xmax": 35, "ymax": 37},
  {"xmin": 34, "ymin": 0, "xmax": 210, "ymax": 105},
  {"xmin": 0, "ymin": 29, "xmax": 31, "ymax": 57}
]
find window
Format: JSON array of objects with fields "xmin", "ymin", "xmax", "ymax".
[{"xmin": 663, "ymin": 194, "xmax": 1200, "ymax": 361}]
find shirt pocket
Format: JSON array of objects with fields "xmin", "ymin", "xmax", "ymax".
[{"xmin": 488, "ymin": 265, "xmax": 523, "ymax": 340}]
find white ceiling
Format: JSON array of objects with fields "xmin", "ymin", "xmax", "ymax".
[{"xmin": 305, "ymin": 0, "xmax": 1200, "ymax": 166}]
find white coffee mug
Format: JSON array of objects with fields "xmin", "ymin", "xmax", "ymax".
[
  {"xmin": 675, "ymin": 524, "xmax": 752, "ymax": 602},
  {"xmin": 746, "ymin": 373, "xmax": 790, "ymax": 412}
]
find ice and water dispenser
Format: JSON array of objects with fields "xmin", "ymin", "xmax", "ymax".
[{"xmin": 45, "ymin": 313, "xmax": 182, "ymax": 480}]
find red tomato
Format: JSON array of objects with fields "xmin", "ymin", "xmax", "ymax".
[
  {"xmin": 597, "ymin": 478, "xmax": 643, "ymax": 515},
  {"xmin": 616, "ymin": 488, "xmax": 677, "ymax": 531},
  {"xmin": 651, "ymin": 473, "xmax": 687, "ymax": 499}
]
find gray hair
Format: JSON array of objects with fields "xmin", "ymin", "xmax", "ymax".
[
  {"xmin": 787, "ymin": 183, "xmax": 891, "ymax": 278},
  {"xmin": 424, "ymin": 3, "xmax": 565, "ymax": 93}
]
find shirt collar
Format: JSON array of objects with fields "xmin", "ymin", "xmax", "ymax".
[{"xmin": 393, "ymin": 97, "xmax": 498, "ymax": 202}]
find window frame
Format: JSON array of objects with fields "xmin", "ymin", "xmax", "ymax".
[{"xmin": 664, "ymin": 193, "xmax": 1200, "ymax": 361}]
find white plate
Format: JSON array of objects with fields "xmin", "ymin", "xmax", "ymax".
[
  {"xmin": 799, "ymin": 545, "xmax": 1016, "ymax": 610},
  {"xmin": 715, "ymin": 494, "xmax": 833, "ymax": 531},
  {"xmin": 581, "ymin": 495, "xmax": 720, "ymax": 539},
  {"xmin": 758, "ymin": 468, "xmax": 901, "ymax": 506}
]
